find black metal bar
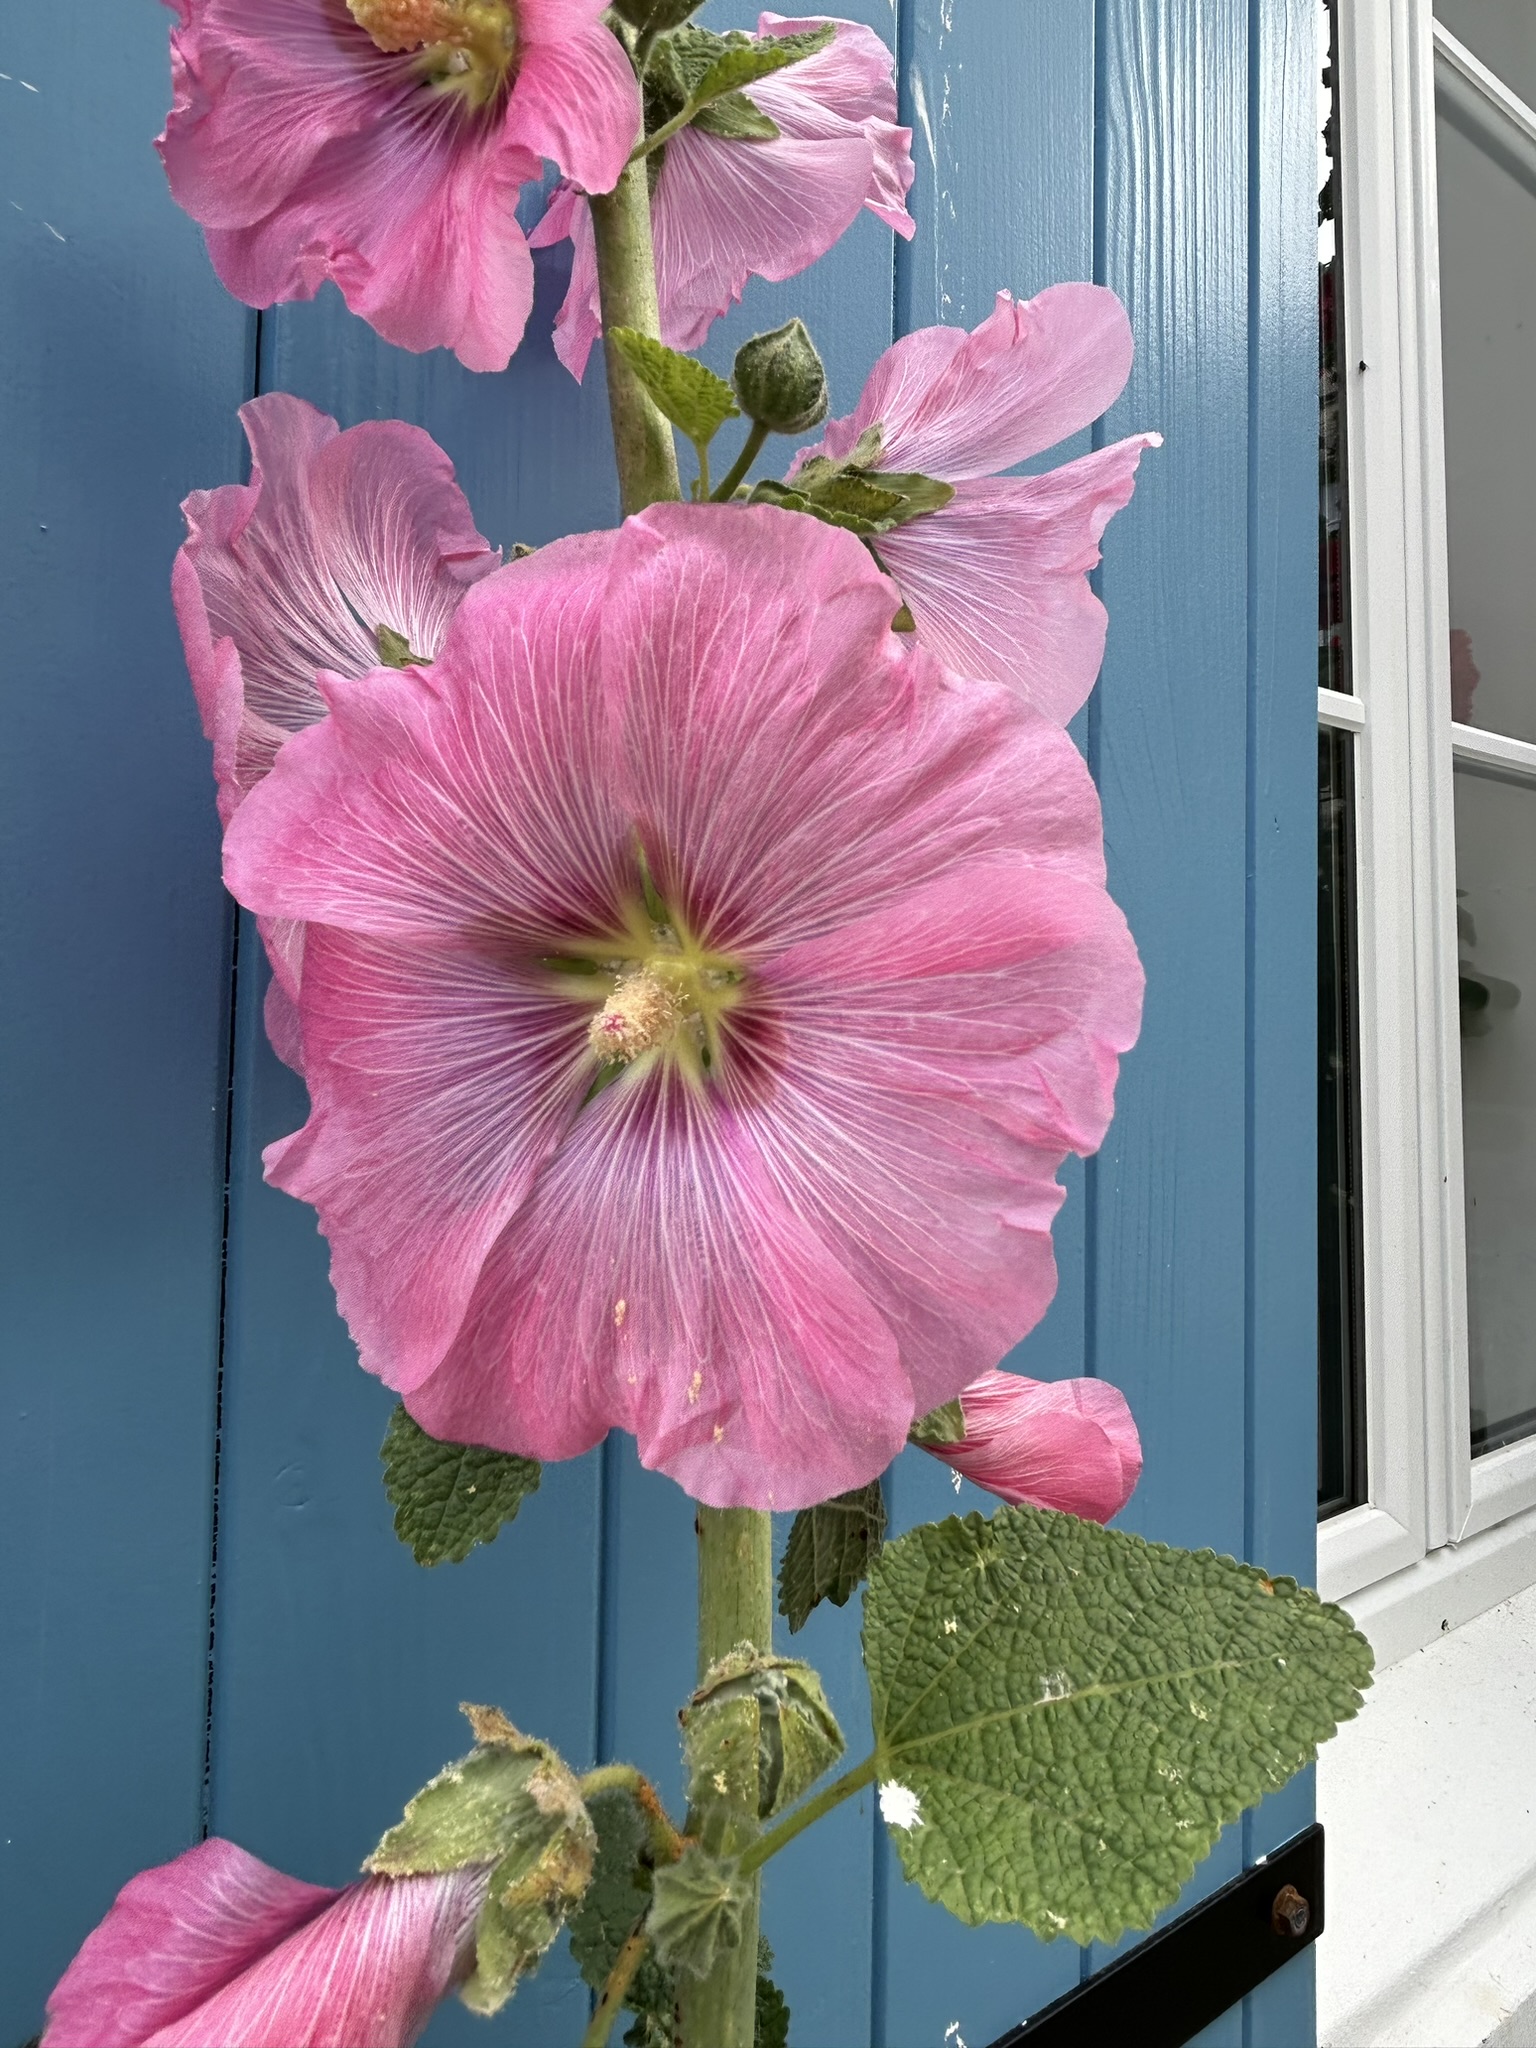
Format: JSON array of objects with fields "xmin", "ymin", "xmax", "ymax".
[{"xmin": 987, "ymin": 1825, "xmax": 1325, "ymax": 2048}]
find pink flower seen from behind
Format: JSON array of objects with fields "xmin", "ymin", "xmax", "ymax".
[
  {"xmin": 174, "ymin": 390, "xmax": 498, "ymax": 1063},
  {"xmin": 919, "ymin": 1369, "xmax": 1142, "ymax": 1521},
  {"xmin": 223, "ymin": 502, "xmax": 1143, "ymax": 1509},
  {"xmin": 43, "ymin": 1838, "xmax": 485, "ymax": 2048},
  {"xmin": 534, "ymin": 13, "xmax": 914, "ymax": 379},
  {"xmin": 159, "ymin": 0, "xmax": 642, "ymax": 370},
  {"xmin": 798, "ymin": 285, "xmax": 1160, "ymax": 723}
]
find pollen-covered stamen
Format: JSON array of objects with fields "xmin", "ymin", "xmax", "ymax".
[
  {"xmin": 347, "ymin": 0, "xmax": 518, "ymax": 105},
  {"xmin": 587, "ymin": 968, "xmax": 685, "ymax": 1066}
]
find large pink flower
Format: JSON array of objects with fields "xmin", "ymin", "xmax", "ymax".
[
  {"xmin": 919, "ymin": 1370, "xmax": 1142, "ymax": 1521},
  {"xmin": 533, "ymin": 13, "xmax": 914, "ymax": 379},
  {"xmin": 223, "ymin": 503, "xmax": 1143, "ymax": 1509},
  {"xmin": 43, "ymin": 1838, "xmax": 485, "ymax": 2048},
  {"xmin": 796, "ymin": 286, "xmax": 1160, "ymax": 723},
  {"xmin": 158, "ymin": 0, "xmax": 642, "ymax": 371},
  {"xmin": 174, "ymin": 391, "xmax": 498, "ymax": 1064}
]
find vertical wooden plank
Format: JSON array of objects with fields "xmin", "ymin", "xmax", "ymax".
[{"xmin": 0, "ymin": 4, "xmax": 247, "ymax": 2036}]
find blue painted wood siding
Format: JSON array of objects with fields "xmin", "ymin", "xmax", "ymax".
[{"xmin": 0, "ymin": 1, "xmax": 1319, "ymax": 2043}]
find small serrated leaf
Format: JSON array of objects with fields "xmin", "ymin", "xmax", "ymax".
[
  {"xmin": 693, "ymin": 90, "xmax": 780, "ymax": 140},
  {"xmin": 647, "ymin": 1846, "xmax": 749, "ymax": 1981},
  {"xmin": 381, "ymin": 1406, "xmax": 539, "ymax": 1567},
  {"xmin": 909, "ymin": 1399, "xmax": 965, "ymax": 1448},
  {"xmin": 778, "ymin": 1482, "xmax": 887, "ymax": 1632},
  {"xmin": 854, "ymin": 468, "xmax": 957, "ymax": 520},
  {"xmin": 863, "ymin": 1506, "xmax": 1373, "ymax": 1946},
  {"xmin": 609, "ymin": 328, "xmax": 741, "ymax": 451},
  {"xmin": 807, "ymin": 473, "xmax": 907, "ymax": 524},
  {"xmin": 568, "ymin": 1789, "xmax": 676, "ymax": 2033},
  {"xmin": 690, "ymin": 23, "xmax": 835, "ymax": 104}
]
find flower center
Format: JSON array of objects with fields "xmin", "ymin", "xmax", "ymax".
[
  {"xmin": 553, "ymin": 897, "xmax": 743, "ymax": 1085},
  {"xmin": 347, "ymin": 0, "xmax": 518, "ymax": 106}
]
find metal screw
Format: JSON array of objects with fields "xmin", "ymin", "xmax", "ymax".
[{"xmin": 1271, "ymin": 1884, "xmax": 1310, "ymax": 1938}]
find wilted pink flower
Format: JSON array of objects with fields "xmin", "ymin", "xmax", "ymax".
[
  {"xmin": 919, "ymin": 1369, "xmax": 1142, "ymax": 1521},
  {"xmin": 533, "ymin": 13, "xmax": 914, "ymax": 379},
  {"xmin": 797, "ymin": 285, "xmax": 1160, "ymax": 722},
  {"xmin": 223, "ymin": 502, "xmax": 1142, "ymax": 1509},
  {"xmin": 174, "ymin": 391, "xmax": 498, "ymax": 1062},
  {"xmin": 43, "ymin": 1838, "xmax": 486, "ymax": 2048},
  {"xmin": 158, "ymin": 0, "xmax": 641, "ymax": 371}
]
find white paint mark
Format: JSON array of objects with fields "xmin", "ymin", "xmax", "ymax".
[
  {"xmin": 908, "ymin": 66, "xmax": 937, "ymax": 173},
  {"xmin": 950, "ymin": 1467, "xmax": 962, "ymax": 1493},
  {"xmin": 944, "ymin": 2025, "xmax": 969, "ymax": 2048},
  {"xmin": 879, "ymin": 1781, "xmax": 923, "ymax": 1831},
  {"xmin": 21, "ymin": 80, "xmax": 38, "ymax": 92},
  {"xmin": 43, "ymin": 222, "xmax": 65, "ymax": 243}
]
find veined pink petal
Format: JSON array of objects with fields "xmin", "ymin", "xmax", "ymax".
[
  {"xmin": 875, "ymin": 436, "xmax": 1161, "ymax": 719},
  {"xmin": 508, "ymin": 4, "xmax": 640, "ymax": 196},
  {"xmin": 45, "ymin": 1841, "xmax": 485, "ymax": 2048},
  {"xmin": 812, "ymin": 284, "xmax": 1136, "ymax": 478},
  {"xmin": 228, "ymin": 504, "xmax": 1144, "ymax": 1506},
  {"xmin": 754, "ymin": 13, "xmax": 915, "ymax": 235},
  {"xmin": 918, "ymin": 1369, "xmax": 1143, "ymax": 1521}
]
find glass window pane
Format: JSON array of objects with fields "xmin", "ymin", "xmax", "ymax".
[
  {"xmin": 1436, "ymin": 97, "xmax": 1536, "ymax": 741},
  {"xmin": 1320, "ymin": 731, "xmax": 1366, "ymax": 1514},
  {"xmin": 1457, "ymin": 769, "xmax": 1536, "ymax": 1452},
  {"xmin": 1319, "ymin": 0, "xmax": 1352, "ymax": 697},
  {"xmin": 1435, "ymin": 0, "xmax": 1536, "ymax": 117}
]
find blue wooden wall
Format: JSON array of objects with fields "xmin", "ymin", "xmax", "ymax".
[{"xmin": 0, "ymin": 1, "xmax": 1318, "ymax": 2043}]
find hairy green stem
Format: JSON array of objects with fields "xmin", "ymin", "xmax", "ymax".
[
  {"xmin": 581, "ymin": 1921, "xmax": 652, "ymax": 2048},
  {"xmin": 627, "ymin": 101, "xmax": 697, "ymax": 164},
  {"xmin": 710, "ymin": 419, "xmax": 771, "ymax": 502},
  {"xmin": 675, "ymin": 1507, "xmax": 774, "ymax": 2048},
  {"xmin": 739, "ymin": 1753, "xmax": 880, "ymax": 1877},
  {"xmin": 590, "ymin": 163, "xmax": 683, "ymax": 514}
]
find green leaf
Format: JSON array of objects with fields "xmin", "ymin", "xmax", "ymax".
[
  {"xmin": 380, "ymin": 1406, "xmax": 539, "ymax": 1567},
  {"xmin": 861, "ymin": 469, "xmax": 957, "ymax": 519},
  {"xmin": 692, "ymin": 91, "xmax": 780, "ymax": 141},
  {"xmin": 778, "ymin": 1482, "xmax": 887, "ymax": 1632},
  {"xmin": 567, "ymin": 1788, "xmax": 676, "ymax": 2035},
  {"xmin": 683, "ymin": 1646, "xmax": 845, "ymax": 1837},
  {"xmin": 863, "ymin": 1506, "xmax": 1373, "ymax": 1945},
  {"xmin": 687, "ymin": 24, "xmax": 835, "ymax": 108},
  {"xmin": 810, "ymin": 474, "xmax": 907, "ymax": 524},
  {"xmin": 647, "ymin": 1845, "xmax": 750, "ymax": 1981},
  {"xmin": 375, "ymin": 622, "xmax": 427, "ymax": 668},
  {"xmin": 609, "ymin": 328, "xmax": 740, "ymax": 452},
  {"xmin": 755, "ymin": 1936, "xmax": 791, "ymax": 2048},
  {"xmin": 909, "ymin": 1400, "xmax": 965, "ymax": 1448},
  {"xmin": 613, "ymin": 0, "xmax": 706, "ymax": 30}
]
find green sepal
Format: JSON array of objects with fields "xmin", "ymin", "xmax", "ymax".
[
  {"xmin": 909, "ymin": 1399, "xmax": 966, "ymax": 1448},
  {"xmin": 778, "ymin": 1482, "xmax": 887, "ymax": 1633},
  {"xmin": 863, "ymin": 1507, "xmax": 1374, "ymax": 1946},
  {"xmin": 380, "ymin": 1405, "xmax": 540, "ymax": 1567},
  {"xmin": 608, "ymin": 329, "xmax": 740, "ymax": 454},
  {"xmin": 375, "ymin": 622, "xmax": 427, "ymax": 668},
  {"xmin": 567, "ymin": 1788, "xmax": 677, "ymax": 2035},
  {"xmin": 647, "ymin": 1845, "xmax": 750, "ymax": 1981},
  {"xmin": 612, "ymin": 0, "xmax": 706, "ymax": 31},
  {"xmin": 683, "ymin": 23, "xmax": 835, "ymax": 107},
  {"xmin": 750, "ymin": 455, "xmax": 955, "ymax": 540},
  {"xmin": 682, "ymin": 1645, "xmax": 844, "ymax": 1839},
  {"xmin": 693, "ymin": 91, "xmax": 780, "ymax": 140}
]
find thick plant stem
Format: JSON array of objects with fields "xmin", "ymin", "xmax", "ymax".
[
  {"xmin": 677, "ymin": 1507, "xmax": 774, "ymax": 2048},
  {"xmin": 590, "ymin": 162, "xmax": 682, "ymax": 515}
]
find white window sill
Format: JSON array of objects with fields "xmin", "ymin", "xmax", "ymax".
[{"xmin": 1319, "ymin": 1577, "xmax": 1536, "ymax": 2046}]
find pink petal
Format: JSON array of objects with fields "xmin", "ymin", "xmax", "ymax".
[
  {"xmin": 43, "ymin": 1839, "xmax": 337, "ymax": 2048},
  {"xmin": 813, "ymin": 284, "xmax": 1136, "ymax": 478},
  {"xmin": 175, "ymin": 392, "xmax": 498, "ymax": 821},
  {"xmin": 508, "ymin": 10, "xmax": 640, "ymax": 197},
  {"xmin": 537, "ymin": 185, "xmax": 603, "ymax": 381},
  {"xmin": 753, "ymin": 13, "xmax": 914, "ymax": 236},
  {"xmin": 874, "ymin": 435, "xmax": 1161, "ymax": 720},
  {"xmin": 920, "ymin": 1369, "xmax": 1143, "ymax": 1521}
]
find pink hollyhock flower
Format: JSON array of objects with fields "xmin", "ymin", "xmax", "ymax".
[
  {"xmin": 174, "ymin": 390, "xmax": 498, "ymax": 1063},
  {"xmin": 795, "ymin": 285, "xmax": 1161, "ymax": 723},
  {"xmin": 158, "ymin": 0, "xmax": 642, "ymax": 371},
  {"xmin": 43, "ymin": 1837, "xmax": 486, "ymax": 2048},
  {"xmin": 532, "ymin": 13, "xmax": 914, "ymax": 378},
  {"xmin": 918, "ymin": 1369, "xmax": 1142, "ymax": 1522},
  {"xmin": 223, "ymin": 501, "xmax": 1142, "ymax": 1509}
]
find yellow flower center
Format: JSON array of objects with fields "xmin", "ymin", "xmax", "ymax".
[
  {"xmin": 347, "ymin": 0, "xmax": 519, "ymax": 107},
  {"xmin": 551, "ymin": 897, "xmax": 744, "ymax": 1086}
]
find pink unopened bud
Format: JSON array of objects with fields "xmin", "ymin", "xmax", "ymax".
[{"xmin": 918, "ymin": 1370, "xmax": 1142, "ymax": 1523}]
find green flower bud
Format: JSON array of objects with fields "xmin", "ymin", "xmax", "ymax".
[{"xmin": 731, "ymin": 319, "xmax": 830, "ymax": 435}]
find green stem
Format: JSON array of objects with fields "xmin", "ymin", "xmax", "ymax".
[
  {"xmin": 710, "ymin": 419, "xmax": 771, "ymax": 502},
  {"xmin": 581, "ymin": 1921, "xmax": 652, "ymax": 2048},
  {"xmin": 628, "ymin": 101, "xmax": 698, "ymax": 164},
  {"xmin": 589, "ymin": 163, "xmax": 683, "ymax": 515},
  {"xmin": 676, "ymin": 1507, "xmax": 773, "ymax": 2048},
  {"xmin": 738, "ymin": 1754, "xmax": 880, "ymax": 1877}
]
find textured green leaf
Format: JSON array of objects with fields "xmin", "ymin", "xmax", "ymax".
[
  {"xmin": 683, "ymin": 1646, "xmax": 844, "ymax": 1839},
  {"xmin": 688, "ymin": 24, "xmax": 835, "ymax": 106},
  {"xmin": 567, "ymin": 1789, "xmax": 676, "ymax": 2036},
  {"xmin": 909, "ymin": 1400, "xmax": 965, "ymax": 1448},
  {"xmin": 863, "ymin": 1507, "xmax": 1373, "ymax": 1945},
  {"xmin": 648, "ymin": 1846, "xmax": 750, "ymax": 1981},
  {"xmin": 692, "ymin": 90, "xmax": 780, "ymax": 140},
  {"xmin": 778, "ymin": 1482, "xmax": 887, "ymax": 1632},
  {"xmin": 380, "ymin": 1406, "xmax": 539, "ymax": 1566},
  {"xmin": 609, "ymin": 328, "xmax": 740, "ymax": 450},
  {"xmin": 755, "ymin": 1936, "xmax": 791, "ymax": 2048}
]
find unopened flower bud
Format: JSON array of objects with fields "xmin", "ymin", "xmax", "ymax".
[{"xmin": 732, "ymin": 320, "xmax": 829, "ymax": 435}]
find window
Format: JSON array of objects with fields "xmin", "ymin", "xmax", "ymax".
[{"xmin": 1318, "ymin": 0, "xmax": 1536, "ymax": 1658}]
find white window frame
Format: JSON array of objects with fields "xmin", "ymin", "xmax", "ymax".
[{"xmin": 1318, "ymin": 0, "xmax": 1536, "ymax": 1665}]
